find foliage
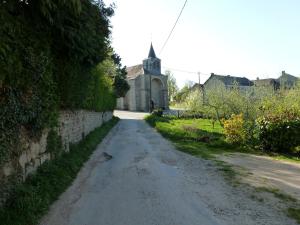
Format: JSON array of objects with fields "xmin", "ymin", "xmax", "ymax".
[
  {"xmin": 256, "ymin": 83, "xmax": 300, "ymax": 154},
  {"xmin": 0, "ymin": 0, "xmax": 121, "ymax": 166},
  {"xmin": 173, "ymin": 84, "xmax": 191, "ymax": 104},
  {"xmin": 223, "ymin": 114, "xmax": 246, "ymax": 144},
  {"xmin": 46, "ymin": 130, "xmax": 63, "ymax": 159},
  {"xmin": 165, "ymin": 70, "xmax": 178, "ymax": 103},
  {"xmin": 183, "ymin": 81, "xmax": 277, "ymax": 123},
  {"xmin": 111, "ymin": 53, "xmax": 130, "ymax": 98},
  {"xmin": 287, "ymin": 208, "xmax": 300, "ymax": 224},
  {"xmin": 83, "ymin": 62, "xmax": 116, "ymax": 112},
  {"xmin": 0, "ymin": 117, "xmax": 119, "ymax": 225},
  {"xmin": 184, "ymin": 88, "xmax": 203, "ymax": 112},
  {"xmin": 181, "ymin": 79, "xmax": 300, "ymax": 155},
  {"xmin": 152, "ymin": 108, "xmax": 163, "ymax": 117},
  {"xmin": 145, "ymin": 115, "xmax": 231, "ymax": 159},
  {"xmin": 257, "ymin": 113, "xmax": 300, "ymax": 154}
]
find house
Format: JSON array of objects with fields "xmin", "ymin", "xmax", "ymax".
[
  {"xmin": 203, "ymin": 73, "xmax": 253, "ymax": 91},
  {"xmin": 277, "ymin": 71, "xmax": 299, "ymax": 88},
  {"xmin": 254, "ymin": 71, "xmax": 298, "ymax": 90},
  {"xmin": 254, "ymin": 78, "xmax": 280, "ymax": 90},
  {"xmin": 116, "ymin": 43, "xmax": 168, "ymax": 112}
]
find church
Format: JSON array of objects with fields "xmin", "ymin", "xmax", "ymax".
[{"xmin": 116, "ymin": 44, "xmax": 169, "ymax": 112}]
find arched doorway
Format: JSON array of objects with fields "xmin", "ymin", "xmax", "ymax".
[{"xmin": 151, "ymin": 78, "xmax": 164, "ymax": 109}]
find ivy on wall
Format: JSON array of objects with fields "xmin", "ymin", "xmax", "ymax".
[{"xmin": 0, "ymin": 0, "xmax": 127, "ymax": 166}]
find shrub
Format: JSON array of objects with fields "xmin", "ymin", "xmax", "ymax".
[
  {"xmin": 144, "ymin": 114, "xmax": 170, "ymax": 127},
  {"xmin": 223, "ymin": 114, "xmax": 246, "ymax": 144},
  {"xmin": 257, "ymin": 113, "xmax": 300, "ymax": 154},
  {"xmin": 152, "ymin": 108, "xmax": 163, "ymax": 117}
]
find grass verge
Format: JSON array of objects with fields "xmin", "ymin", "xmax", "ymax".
[
  {"xmin": 145, "ymin": 114, "xmax": 243, "ymax": 159},
  {"xmin": 0, "ymin": 117, "xmax": 119, "ymax": 225},
  {"xmin": 145, "ymin": 114, "xmax": 300, "ymax": 224},
  {"xmin": 255, "ymin": 187, "xmax": 297, "ymax": 203},
  {"xmin": 288, "ymin": 208, "xmax": 300, "ymax": 224}
]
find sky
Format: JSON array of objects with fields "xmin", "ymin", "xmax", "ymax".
[{"xmin": 104, "ymin": 0, "xmax": 300, "ymax": 88}]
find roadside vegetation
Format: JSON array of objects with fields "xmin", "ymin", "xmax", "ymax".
[
  {"xmin": 0, "ymin": 0, "xmax": 129, "ymax": 170},
  {"xmin": 147, "ymin": 79, "xmax": 300, "ymax": 223},
  {"xmin": 145, "ymin": 114, "xmax": 300, "ymax": 224},
  {"xmin": 167, "ymin": 76, "xmax": 300, "ymax": 159},
  {"xmin": 146, "ymin": 115, "xmax": 255, "ymax": 159},
  {"xmin": 0, "ymin": 117, "xmax": 119, "ymax": 225},
  {"xmin": 0, "ymin": 0, "xmax": 129, "ymax": 209}
]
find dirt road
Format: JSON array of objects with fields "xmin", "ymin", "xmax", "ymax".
[
  {"xmin": 39, "ymin": 111, "xmax": 297, "ymax": 225},
  {"xmin": 220, "ymin": 153, "xmax": 300, "ymax": 200}
]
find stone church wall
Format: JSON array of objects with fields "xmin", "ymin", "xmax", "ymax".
[{"xmin": 0, "ymin": 110, "xmax": 113, "ymax": 205}]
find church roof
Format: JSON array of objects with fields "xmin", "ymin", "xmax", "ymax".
[
  {"xmin": 148, "ymin": 43, "xmax": 157, "ymax": 58},
  {"xmin": 126, "ymin": 64, "xmax": 144, "ymax": 79}
]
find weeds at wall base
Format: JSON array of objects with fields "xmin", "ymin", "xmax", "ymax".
[{"xmin": 0, "ymin": 117, "xmax": 119, "ymax": 225}]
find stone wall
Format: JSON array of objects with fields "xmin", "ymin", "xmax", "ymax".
[
  {"xmin": 59, "ymin": 110, "xmax": 112, "ymax": 152},
  {"xmin": 0, "ymin": 110, "xmax": 113, "ymax": 204}
]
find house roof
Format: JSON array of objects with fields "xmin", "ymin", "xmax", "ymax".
[
  {"xmin": 126, "ymin": 64, "xmax": 144, "ymax": 79},
  {"xmin": 254, "ymin": 78, "xmax": 279, "ymax": 86},
  {"xmin": 205, "ymin": 74, "xmax": 253, "ymax": 86},
  {"xmin": 277, "ymin": 73, "xmax": 298, "ymax": 84}
]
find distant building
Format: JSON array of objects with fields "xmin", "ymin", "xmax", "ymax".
[
  {"xmin": 204, "ymin": 73, "xmax": 253, "ymax": 90},
  {"xmin": 116, "ymin": 44, "xmax": 168, "ymax": 111},
  {"xmin": 254, "ymin": 71, "xmax": 298, "ymax": 90},
  {"xmin": 278, "ymin": 71, "xmax": 299, "ymax": 88},
  {"xmin": 254, "ymin": 78, "xmax": 280, "ymax": 90}
]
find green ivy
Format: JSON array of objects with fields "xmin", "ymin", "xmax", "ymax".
[
  {"xmin": 46, "ymin": 130, "xmax": 63, "ymax": 159},
  {"xmin": 0, "ymin": 1, "xmax": 119, "ymax": 167}
]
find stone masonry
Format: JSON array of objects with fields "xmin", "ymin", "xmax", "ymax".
[{"xmin": 0, "ymin": 110, "xmax": 113, "ymax": 205}]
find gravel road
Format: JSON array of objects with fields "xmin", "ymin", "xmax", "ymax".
[{"xmin": 39, "ymin": 111, "xmax": 297, "ymax": 225}]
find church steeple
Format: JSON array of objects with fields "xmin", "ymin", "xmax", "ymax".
[
  {"xmin": 143, "ymin": 43, "xmax": 161, "ymax": 75},
  {"xmin": 148, "ymin": 43, "xmax": 157, "ymax": 58}
]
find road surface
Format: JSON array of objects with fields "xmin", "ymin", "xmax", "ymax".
[
  {"xmin": 219, "ymin": 153, "xmax": 300, "ymax": 200},
  {"xmin": 39, "ymin": 111, "xmax": 296, "ymax": 225}
]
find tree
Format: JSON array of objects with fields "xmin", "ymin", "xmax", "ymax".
[
  {"xmin": 165, "ymin": 70, "xmax": 178, "ymax": 102},
  {"xmin": 174, "ymin": 84, "xmax": 190, "ymax": 104},
  {"xmin": 111, "ymin": 52, "xmax": 130, "ymax": 98}
]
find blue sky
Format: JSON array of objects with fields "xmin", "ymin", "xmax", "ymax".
[{"xmin": 104, "ymin": 0, "xmax": 300, "ymax": 88}]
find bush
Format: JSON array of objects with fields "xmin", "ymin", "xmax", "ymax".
[
  {"xmin": 257, "ymin": 113, "xmax": 300, "ymax": 154},
  {"xmin": 223, "ymin": 114, "xmax": 246, "ymax": 144},
  {"xmin": 152, "ymin": 108, "xmax": 163, "ymax": 117},
  {"xmin": 144, "ymin": 114, "xmax": 170, "ymax": 127}
]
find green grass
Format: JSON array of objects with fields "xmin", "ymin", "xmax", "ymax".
[
  {"xmin": 0, "ymin": 117, "xmax": 119, "ymax": 225},
  {"xmin": 271, "ymin": 155, "xmax": 300, "ymax": 163},
  {"xmin": 145, "ymin": 114, "xmax": 243, "ymax": 159},
  {"xmin": 145, "ymin": 115, "xmax": 243, "ymax": 184},
  {"xmin": 145, "ymin": 115, "xmax": 300, "ymax": 224},
  {"xmin": 145, "ymin": 115, "xmax": 300, "ymax": 163},
  {"xmin": 255, "ymin": 187, "xmax": 297, "ymax": 203},
  {"xmin": 288, "ymin": 208, "xmax": 300, "ymax": 224}
]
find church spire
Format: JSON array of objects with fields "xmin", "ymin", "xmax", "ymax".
[{"xmin": 148, "ymin": 43, "xmax": 157, "ymax": 58}]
